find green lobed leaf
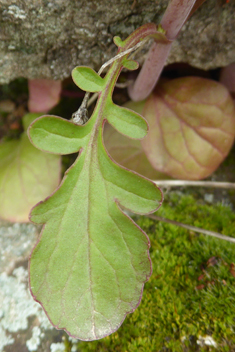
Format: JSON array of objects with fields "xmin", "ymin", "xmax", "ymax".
[
  {"xmin": 0, "ymin": 114, "xmax": 60, "ymax": 222},
  {"xmin": 102, "ymin": 100, "xmax": 169, "ymax": 180},
  {"xmin": 72, "ymin": 67, "xmax": 105, "ymax": 92},
  {"xmin": 28, "ymin": 115, "xmax": 92, "ymax": 154},
  {"xmin": 28, "ymin": 24, "xmax": 163, "ymax": 341},
  {"xmin": 106, "ymin": 103, "xmax": 148, "ymax": 139},
  {"xmin": 29, "ymin": 117, "xmax": 162, "ymax": 340},
  {"xmin": 141, "ymin": 77, "xmax": 235, "ymax": 180}
]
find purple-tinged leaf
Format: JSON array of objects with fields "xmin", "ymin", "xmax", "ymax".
[
  {"xmin": 141, "ymin": 77, "xmax": 235, "ymax": 180},
  {"xmin": 28, "ymin": 80, "xmax": 61, "ymax": 113},
  {"xmin": 104, "ymin": 123, "xmax": 168, "ymax": 180}
]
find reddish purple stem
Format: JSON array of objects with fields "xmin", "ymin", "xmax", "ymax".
[
  {"xmin": 220, "ymin": 63, "xmax": 235, "ymax": 99},
  {"xmin": 128, "ymin": 0, "xmax": 197, "ymax": 101},
  {"xmin": 161, "ymin": 0, "xmax": 197, "ymax": 40}
]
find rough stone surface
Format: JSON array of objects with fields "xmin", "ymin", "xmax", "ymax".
[
  {"xmin": 0, "ymin": 221, "xmax": 38, "ymax": 274},
  {"xmin": 0, "ymin": 0, "xmax": 234, "ymax": 84},
  {"xmin": 0, "ymin": 221, "xmax": 77, "ymax": 352}
]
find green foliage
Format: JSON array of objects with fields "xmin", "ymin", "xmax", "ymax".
[
  {"xmin": 143, "ymin": 77, "xmax": 235, "ymax": 180},
  {"xmin": 28, "ymin": 24, "xmax": 165, "ymax": 341},
  {"xmin": 25, "ymin": 21, "xmax": 235, "ymax": 344},
  {"xmin": 72, "ymin": 67, "xmax": 105, "ymax": 92},
  {"xmin": 104, "ymin": 123, "xmax": 167, "ymax": 180},
  {"xmin": 124, "ymin": 77, "xmax": 235, "ymax": 180},
  {"xmin": 0, "ymin": 113, "xmax": 60, "ymax": 222},
  {"xmin": 78, "ymin": 193, "xmax": 235, "ymax": 352}
]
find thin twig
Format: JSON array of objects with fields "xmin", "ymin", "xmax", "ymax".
[
  {"xmin": 115, "ymin": 81, "xmax": 133, "ymax": 88},
  {"xmin": 153, "ymin": 180, "xmax": 235, "ymax": 189},
  {"xmin": 87, "ymin": 92, "xmax": 98, "ymax": 108},
  {"xmin": 147, "ymin": 214, "xmax": 235, "ymax": 244},
  {"xmin": 72, "ymin": 92, "xmax": 90, "ymax": 125},
  {"xmin": 98, "ymin": 39, "xmax": 149, "ymax": 75}
]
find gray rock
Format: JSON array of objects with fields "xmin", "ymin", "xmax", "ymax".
[
  {"xmin": 0, "ymin": 221, "xmax": 77, "ymax": 352},
  {"xmin": 0, "ymin": 0, "xmax": 234, "ymax": 84},
  {"xmin": 0, "ymin": 221, "xmax": 38, "ymax": 274}
]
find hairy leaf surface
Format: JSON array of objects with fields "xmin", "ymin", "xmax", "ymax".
[
  {"xmin": 28, "ymin": 24, "xmax": 164, "ymax": 341},
  {"xmin": 141, "ymin": 77, "xmax": 235, "ymax": 180},
  {"xmin": 0, "ymin": 114, "xmax": 60, "ymax": 222},
  {"xmin": 72, "ymin": 67, "xmax": 105, "ymax": 92}
]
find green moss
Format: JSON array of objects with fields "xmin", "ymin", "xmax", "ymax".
[{"xmin": 78, "ymin": 193, "xmax": 235, "ymax": 352}]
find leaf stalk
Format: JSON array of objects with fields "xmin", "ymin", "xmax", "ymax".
[
  {"xmin": 128, "ymin": 0, "xmax": 200, "ymax": 101},
  {"xmin": 148, "ymin": 214, "xmax": 235, "ymax": 244}
]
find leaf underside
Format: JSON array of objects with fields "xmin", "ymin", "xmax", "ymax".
[{"xmin": 28, "ymin": 24, "xmax": 164, "ymax": 341}]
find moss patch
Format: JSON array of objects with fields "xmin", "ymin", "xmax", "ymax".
[{"xmin": 77, "ymin": 192, "xmax": 235, "ymax": 352}]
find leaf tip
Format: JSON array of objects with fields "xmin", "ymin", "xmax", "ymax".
[
  {"xmin": 72, "ymin": 66, "xmax": 104, "ymax": 92},
  {"xmin": 113, "ymin": 36, "xmax": 125, "ymax": 48}
]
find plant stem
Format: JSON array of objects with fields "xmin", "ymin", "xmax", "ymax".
[
  {"xmin": 161, "ymin": 0, "xmax": 197, "ymax": 40},
  {"xmin": 148, "ymin": 214, "xmax": 235, "ymax": 244},
  {"xmin": 128, "ymin": 0, "xmax": 198, "ymax": 101},
  {"xmin": 128, "ymin": 41, "xmax": 172, "ymax": 101},
  {"xmin": 97, "ymin": 39, "xmax": 149, "ymax": 76},
  {"xmin": 72, "ymin": 27, "xmax": 160, "ymax": 124}
]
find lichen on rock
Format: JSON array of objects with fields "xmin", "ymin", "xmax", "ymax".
[{"xmin": 0, "ymin": 266, "xmax": 53, "ymax": 351}]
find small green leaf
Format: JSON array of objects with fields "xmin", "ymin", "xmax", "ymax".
[
  {"xmin": 28, "ymin": 115, "xmax": 92, "ymax": 154},
  {"xmin": 106, "ymin": 103, "xmax": 148, "ymax": 139},
  {"xmin": 156, "ymin": 24, "xmax": 166, "ymax": 34},
  {"xmin": 113, "ymin": 36, "xmax": 125, "ymax": 48},
  {"xmin": 0, "ymin": 118, "xmax": 60, "ymax": 222},
  {"xmin": 123, "ymin": 59, "xmax": 139, "ymax": 71},
  {"xmin": 72, "ymin": 67, "xmax": 105, "ymax": 92}
]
